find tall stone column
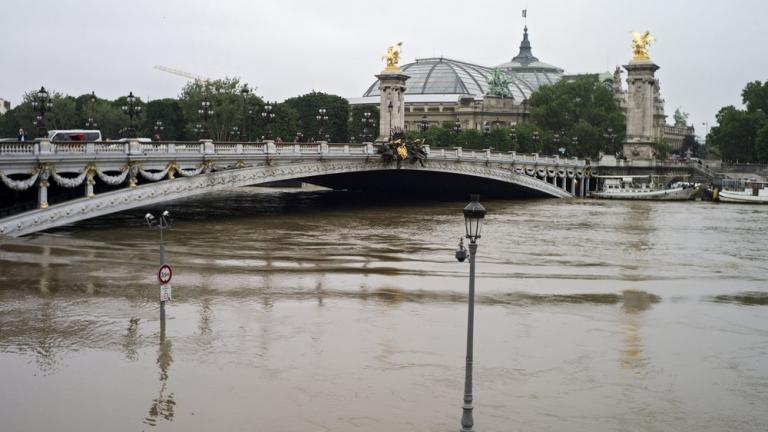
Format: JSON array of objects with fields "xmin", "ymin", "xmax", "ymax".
[
  {"xmin": 376, "ymin": 72, "xmax": 409, "ymax": 142},
  {"xmin": 623, "ymin": 59, "xmax": 661, "ymax": 160}
]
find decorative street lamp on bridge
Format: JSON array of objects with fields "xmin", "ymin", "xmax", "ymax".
[
  {"xmin": 121, "ymin": 91, "xmax": 142, "ymax": 138},
  {"xmin": 387, "ymin": 101, "xmax": 393, "ymax": 141},
  {"xmin": 482, "ymin": 122, "xmax": 491, "ymax": 147},
  {"xmin": 361, "ymin": 111, "xmax": 375, "ymax": 142},
  {"xmin": 31, "ymin": 86, "xmax": 53, "ymax": 138},
  {"xmin": 419, "ymin": 114, "xmax": 429, "ymax": 135},
  {"xmin": 241, "ymin": 84, "xmax": 253, "ymax": 141},
  {"xmin": 262, "ymin": 102, "xmax": 276, "ymax": 140},
  {"xmin": 454, "ymin": 194, "xmax": 487, "ymax": 432},
  {"xmin": 316, "ymin": 107, "xmax": 328, "ymax": 141},
  {"xmin": 453, "ymin": 118, "xmax": 462, "ymax": 135},
  {"xmin": 198, "ymin": 98, "xmax": 214, "ymax": 139},
  {"xmin": 85, "ymin": 91, "xmax": 98, "ymax": 129},
  {"xmin": 604, "ymin": 128, "xmax": 617, "ymax": 153}
]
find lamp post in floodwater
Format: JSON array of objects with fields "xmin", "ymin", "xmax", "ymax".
[
  {"xmin": 146, "ymin": 210, "xmax": 173, "ymax": 327},
  {"xmin": 455, "ymin": 194, "xmax": 486, "ymax": 432}
]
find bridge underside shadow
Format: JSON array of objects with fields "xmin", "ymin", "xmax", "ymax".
[{"xmin": 302, "ymin": 170, "xmax": 553, "ymax": 199}]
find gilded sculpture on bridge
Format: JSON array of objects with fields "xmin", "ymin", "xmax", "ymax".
[
  {"xmin": 382, "ymin": 42, "xmax": 403, "ymax": 72},
  {"xmin": 630, "ymin": 31, "xmax": 655, "ymax": 61}
]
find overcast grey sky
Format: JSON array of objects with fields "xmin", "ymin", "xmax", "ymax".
[{"xmin": 2, "ymin": 0, "xmax": 767, "ymax": 132}]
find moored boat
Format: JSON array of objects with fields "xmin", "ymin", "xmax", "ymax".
[
  {"xmin": 591, "ymin": 175, "xmax": 695, "ymax": 201},
  {"xmin": 716, "ymin": 180, "xmax": 768, "ymax": 204}
]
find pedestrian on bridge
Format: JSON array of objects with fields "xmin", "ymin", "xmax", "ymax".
[{"xmin": 17, "ymin": 129, "xmax": 27, "ymax": 141}]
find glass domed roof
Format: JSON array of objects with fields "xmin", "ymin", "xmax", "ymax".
[
  {"xmin": 363, "ymin": 57, "xmax": 537, "ymax": 102},
  {"xmin": 358, "ymin": 27, "xmax": 563, "ymax": 104}
]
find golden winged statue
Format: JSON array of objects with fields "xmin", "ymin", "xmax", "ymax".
[
  {"xmin": 631, "ymin": 31, "xmax": 655, "ymax": 61},
  {"xmin": 382, "ymin": 42, "xmax": 403, "ymax": 72}
]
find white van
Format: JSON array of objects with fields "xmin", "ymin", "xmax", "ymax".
[{"xmin": 47, "ymin": 130, "xmax": 102, "ymax": 142}]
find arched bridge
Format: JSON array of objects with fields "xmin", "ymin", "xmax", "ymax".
[{"xmin": 0, "ymin": 139, "xmax": 593, "ymax": 237}]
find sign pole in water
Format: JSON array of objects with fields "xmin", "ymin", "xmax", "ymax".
[
  {"xmin": 145, "ymin": 210, "xmax": 173, "ymax": 332},
  {"xmin": 158, "ymin": 263, "xmax": 173, "ymax": 303}
]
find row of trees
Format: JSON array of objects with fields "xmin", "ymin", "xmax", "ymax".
[
  {"xmin": 0, "ymin": 75, "xmax": 627, "ymax": 158},
  {"xmin": 0, "ymin": 79, "xmax": 353, "ymax": 142},
  {"xmin": 708, "ymin": 80, "xmax": 768, "ymax": 162}
]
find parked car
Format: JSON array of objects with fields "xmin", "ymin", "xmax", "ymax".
[{"xmin": 48, "ymin": 129, "xmax": 102, "ymax": 142}]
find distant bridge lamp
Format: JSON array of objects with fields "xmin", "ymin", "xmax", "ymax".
[
  {"xmin": 419, "ymin": 114, "xmax": 429, "ymax": 134},
  {"xmin": 262, "ymin": 103, "xmax": 276, "ymax": 140},
  {"xmin": 361, "ymin": 111, "xmax": 375, "ymax": 142},
  {"xmin": 241, "ymin": 84, "xmax": 252, "ymax": 140},
  {"xmin": 316, "ymin": 107, "xmax": 328, "ymax": 142},
  {"xmin": 198, "ymin": 98, "xmax": 214, "ymax": 139},
  {"xmin": 454, "ymin": 194, "xmax": 487, "ymax": 432},
  {"xmin": 86, "ymin": 91, "xmax": 98, "ymax": 129},
  {"xmin": 31, "ymin": 86, "xmax": 53, "ymax": 138},
  {"xmin": 121, "ymin": 91, "xmax": 142, "ymax": 138},
  {"xmin": 604, "ymin": 128, "xmax": 617, "ymax": 152}
]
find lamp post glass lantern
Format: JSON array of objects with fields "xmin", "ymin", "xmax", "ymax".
[
  {"xmin": 457, "ymin": 194, "xmax": 486, "ymax": 432},
  {"xmin": 32, "ymin": 86, "xmax": 53, "ymax": 138},
  {"xmin": 121, "ymin": 91, "xmax": 142, "ymax": 138}
]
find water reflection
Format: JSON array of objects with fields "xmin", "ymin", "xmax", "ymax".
[
  {"xmin": 619, "ymin": 290, "xmax": 659, "ymax": 371},
  {"xmin": 123, "ymin": 317, "xmax": 140, "ymax": 362},
  {"xmin": 143, "ymin": 328, "xmax": 175, "ymax": 426},
  {"xmin": 709, "ymin": 292, "xmax": 768, "ymax": 306}
]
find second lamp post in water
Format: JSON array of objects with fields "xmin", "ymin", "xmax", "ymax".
[{"xmin": 455, "ymin": 194, "xmax": 486, "ymax": 432}]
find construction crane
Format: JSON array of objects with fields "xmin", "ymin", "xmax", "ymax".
[
  {"xmin": 154, "ymin": 65, "xmax": 258, "ymax": 92},
  {"xmin": 154, "ymin": 65, "xmax": 211, "ymax": 83}
]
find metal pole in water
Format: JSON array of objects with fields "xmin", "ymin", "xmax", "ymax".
[
  {"xmin": 461, "ymin": 241, "xmax": 478, "ymax": 432},
  {"xmin": 159, "ymin": 225, "xmax": 165, "ymax": 324}
]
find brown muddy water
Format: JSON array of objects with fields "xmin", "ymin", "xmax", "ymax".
[{"xmin": 1, "ymin": 187, "xmax": 767, "ymax": 431}]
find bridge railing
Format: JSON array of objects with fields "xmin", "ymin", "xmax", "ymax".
[{"xmin": 0, "ymin": 139, "xmax": 587, "ymax": 167}]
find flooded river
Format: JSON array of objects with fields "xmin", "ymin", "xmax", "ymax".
[{"xmin": 1, "ymin": 188, "xmax": 767, "ymax": 431}]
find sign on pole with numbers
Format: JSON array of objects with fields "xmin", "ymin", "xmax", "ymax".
[{"xmin": 158, "ymin": 264, "xmax": 173, "ymax": 285}]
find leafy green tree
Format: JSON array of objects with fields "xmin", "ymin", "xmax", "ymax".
[
  {"xmin": 655, "ymin": 139, "xmax": 673, "ymax": 159},
  {"xmin": 282, "ymin": 92, "xmax": 350, "ymax": 142},
  {"xmin": 528, "ymin": 75, "xmax": 625, "ymax": 157},
  {"xmin": 709, "ymin": 105, "xmax": 761, "ymax": 162},
  {"xmin": 709, "ymin": 80, "xmax": 768, "ymax": 162},
  {"xmin": 179, "ymin": 77, "xmax": 262, "ymax": 141},
  {"xmin": 756, "ymin": 124, "xmax": 768, "ymax": 162},
  {"xmin": 144, "ymin": 99, "xmax": 186, "ymax": 140},
  {"xmin": 742, "ymin": 80, "xmax": 768, "ymax": 114}
]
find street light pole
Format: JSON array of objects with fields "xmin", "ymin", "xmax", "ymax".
[
  {"xmin": 31, "ymin": 86, "xmax": 53, "ymax": 138},
  {"xmin": 316, "ymin": 108, "xmax": 328, "ymax": 141},
  {"xmin": 455, "ymin": 195, "xmax": 486, "ymax": 432},
  {"xmin": 387, "ymin": 101, "xmax": 393, "ymax": 142},
  {"xmin": 198, "ymin": 98, "xmax": 214, "ymax": 139},
  {"xmin": 121, "ymin": 91, "xmax": 142, "ymax": 138}
]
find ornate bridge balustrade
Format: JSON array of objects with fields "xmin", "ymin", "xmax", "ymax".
[{"xmin": 0, "ymin": 139, "xmax": 593, "ymax": 237}]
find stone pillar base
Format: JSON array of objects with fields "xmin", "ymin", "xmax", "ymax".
[{"xmin": 623, "ymin": 141, "xmax": 656, "ymax": 160}]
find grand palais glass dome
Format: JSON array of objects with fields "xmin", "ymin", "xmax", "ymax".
[{"xmin": 356, "ymin": 27, "xmax": 563, "ymax": 104}]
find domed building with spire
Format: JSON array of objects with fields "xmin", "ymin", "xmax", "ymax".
[{"xmin": 348, "ymin": 25, "xmax": 565, "ymax": 132}]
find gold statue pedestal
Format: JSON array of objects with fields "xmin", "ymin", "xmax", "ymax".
[
  {"xmin": 376, "ymin": 71, "xmax": 410, "ymax": 143},
  {"xmin": 622, "ymin": 59, "xmax": 663, "ymax": 160}
]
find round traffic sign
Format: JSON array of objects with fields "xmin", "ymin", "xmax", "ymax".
[{"xmin": 158, "ymin": 264, "xmax": 173, "ymax": 284}]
